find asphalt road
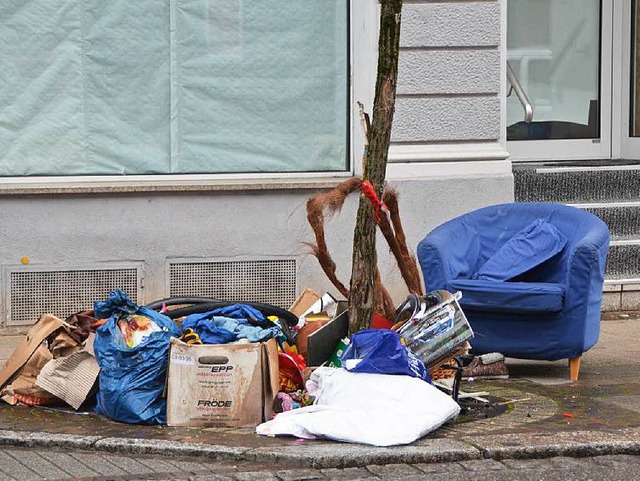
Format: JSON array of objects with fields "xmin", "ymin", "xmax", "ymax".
[{"xmin": 1, "ymin": 447, "xmax": 639, "ymax": 481}]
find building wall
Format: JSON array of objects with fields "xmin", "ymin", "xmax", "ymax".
[
  {"xmin": 394, "ymin": 1, "xmax": 502, "ymax": 145},
  {"xmin": 0, "ymin": 0, "xmax": 512, "ymax": 330}
]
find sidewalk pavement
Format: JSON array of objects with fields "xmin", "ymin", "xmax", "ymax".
[{"xmin": 0, "ymin": 313, "xmax": 639, "ymax": 470}]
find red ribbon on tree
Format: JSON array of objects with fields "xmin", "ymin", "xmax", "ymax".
[{"xmin": 360, "ymin": 180, "xmax": 388, "ymax": 222}]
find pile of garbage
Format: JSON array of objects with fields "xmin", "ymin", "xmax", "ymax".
[{"xmin": 0, "ymin": 286, "xmax": 481, "ymax": 447}]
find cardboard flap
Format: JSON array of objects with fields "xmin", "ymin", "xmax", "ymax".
[
  {"xmin": 0, "ymin": 314, "xmax": 65, "ymax": 389},
  {"xmin": 50, "ymin": 328, "xmax": 82, "ymax": 359},
  {"xmin": 289, "ymin": 288, "xmax": 320, "ymax": 317},
  {"xmin": 35, "ymin": 332, "xmax": 99, "ymax": 410},
  {"xmin": 261, "ymin": 338, "xmax": 280, "ymax": 422}
]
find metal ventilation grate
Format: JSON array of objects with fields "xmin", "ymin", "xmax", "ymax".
[
  {"xmin": 7, "ymin": 267, "xmax": 140, "ymax": 326},
  {"xmin": 169, "ymin": 259, "xmax": 297, "ymax": 308}
]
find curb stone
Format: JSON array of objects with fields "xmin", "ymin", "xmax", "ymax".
[
  {"xmin": 94, "ymin": 437, "xmax": 250, "ymax": 459},
  {"xmin": 475, "ymin": 440, "xmax": 640, "ymax": 460},
  {"xmin": 0, "ymin": 430, "xmax": 102, "ymax": 450},
  {"xmin": 245, "ymin": 440, "xmax": 482, "ymax": 468},
  {"xmin": 1, "ymin": 429, "xmax": 640, "ymax": 468}
]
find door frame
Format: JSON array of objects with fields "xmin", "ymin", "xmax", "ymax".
[
  {"xmin": 507, "ymin": 0, "xmax": 613, "ymax": 162},
  {"xmin": 618, "ymin": 0, "xmax": 640, "ymax": 159}
]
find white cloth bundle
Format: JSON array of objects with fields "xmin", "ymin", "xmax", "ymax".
[{"xmin": 256, "ymin": 367, "xmax": 460, "ymax": 446}]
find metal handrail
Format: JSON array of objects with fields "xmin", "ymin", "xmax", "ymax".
[{"xmin": 507, "ymin": 62, "xmax": 533, "ymax": 123}]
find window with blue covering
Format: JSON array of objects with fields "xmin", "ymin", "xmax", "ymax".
[{"xmin": 0, "ymin": 1, "xmax": 349, "ymax": 176}]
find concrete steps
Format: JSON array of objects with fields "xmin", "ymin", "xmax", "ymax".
[
  {"xmin": 514, "ymin": 161, "xmax": 640, "ymax": 204},
  {"xmin": 513, "ymin": 160, "xmax": 640, "ymax": 311},
  {"xmin": 579, "ymin": 203, "xmax": 640, "ymax": 240}
]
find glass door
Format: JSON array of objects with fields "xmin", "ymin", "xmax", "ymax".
[{"xmin": 507, "ymin": 0, "xmax": 612, "ymax": 161}]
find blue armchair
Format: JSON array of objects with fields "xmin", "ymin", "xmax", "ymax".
[{"xmin": 417, "ymin": 202, "xmax": 610, "ymax": 380}]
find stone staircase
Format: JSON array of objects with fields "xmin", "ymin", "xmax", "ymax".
[{"xmin": 513, "ymin": 160, "xmax": 640, "ymax": 311}]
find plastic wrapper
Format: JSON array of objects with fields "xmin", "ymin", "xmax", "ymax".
[{"xmin": 339, "ymin": 329, "xmax": 431, "ymax": 383}]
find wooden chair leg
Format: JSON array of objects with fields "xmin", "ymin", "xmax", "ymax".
[{"xmin": 569, "ymin": 356, "xmax": 581, "ymax": 381}]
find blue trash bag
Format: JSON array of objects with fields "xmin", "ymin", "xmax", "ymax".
[
  {"xmin": 93, "ymin": 289, "xmax": 181, "ymax": 424},
  {"xmin": 340, "ymin": 329, "xmax": 431, "ymax": 383}
]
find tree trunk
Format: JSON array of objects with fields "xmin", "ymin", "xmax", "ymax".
[{"xmin": 348, "ymin": 0, "xmax": 403, "ymax": 333}]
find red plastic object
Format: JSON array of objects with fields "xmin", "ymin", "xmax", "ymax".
[
  {"xmin": 371, "ymin": 312, "xmax": 393, "ymax": 329},
  {"xmin": 278, "ymin": 352, "xmax": 305, "ymax": 392}
]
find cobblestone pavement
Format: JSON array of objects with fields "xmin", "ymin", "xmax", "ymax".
[{"xmin": 1, "ymin": 447, "xmax": 640, "ymax": 481}]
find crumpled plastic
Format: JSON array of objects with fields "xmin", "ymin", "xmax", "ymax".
[
  {"xmin": 94, "ymin": 289, "xmax": 138, "ymax": 319},
  {"xmin": 340, "ymin": 329, "xmax": 431, "ymax": 383}
]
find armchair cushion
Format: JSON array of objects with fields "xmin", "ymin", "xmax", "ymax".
[
  {"xmin": 448, "ymin": 279, "xmax": 565, "ymax": 314},
  {"xmin": 473, "ymin": 219, "xmax": 568, "ymax": 281}
]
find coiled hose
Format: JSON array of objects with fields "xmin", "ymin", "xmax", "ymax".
[{"xmin": 144, "ymin": 296, "xmax": 298, "ymax": 343}]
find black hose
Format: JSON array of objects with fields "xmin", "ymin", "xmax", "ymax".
[
  {"xmin": 144, "ymin": 297, "xmax": 298, "ymax": 343},
  {"xmin": 164, "ymin": 301, "xmax": 297, "ymax": 325},
  {"xmin": 145, "ymin": 297, "xmax": 222, "ymax": 310}
]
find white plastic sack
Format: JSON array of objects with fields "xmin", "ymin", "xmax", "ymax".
[{"xmin": 256, "ymin": 367, "xmax": 460, "ymax": 446}]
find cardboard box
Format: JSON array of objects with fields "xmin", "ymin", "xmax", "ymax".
[{"xmin": 166, "ymin": 338, "xmax": 279, "ymax": 427}]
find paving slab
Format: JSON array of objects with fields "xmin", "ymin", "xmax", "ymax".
[
  {"xmin": 600, "ymin": 395, "xmax": 640, "ymax": 414},
  {"xmin": 67, "ymin": 452, "xmax": 129, "ymax": 476},
  {"xmin": 320, "ymin": 467, "xmax": 377, "ymax": 480},
  {"xmin": 0, "ymin": 451, "xmax": 41, "ymax": 481},
  {"xmin": 235, "ymin": 471, "xmax": 280, "ymax": 481},
  {"xmin": 413, "ymin": 461, "xmax": 466, "ymax": 473},
  {"xmin": 277, "ymin": 468, "xmax": 326, "ymax": 480},
  {"xmin": 365, "ymin": 463, "xmax": 422, "ymax": 477},
  {"xmin": 458, "ymin": 459, "xmax": 507, "ymax": 471},
  {"xmin": 41, "ymin": 451, "xmax": 101, "ymax": 478},
  {"xmin": 97, "ymin": 453, "xmax": 157, "ymax": 475},
  {"xmin": 6, "ymin": 450, "xmax": 68, "ymax": 479},
  {"xmin": 190, "ymin": 475, "xmax": 235, "ymax": 481}
]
